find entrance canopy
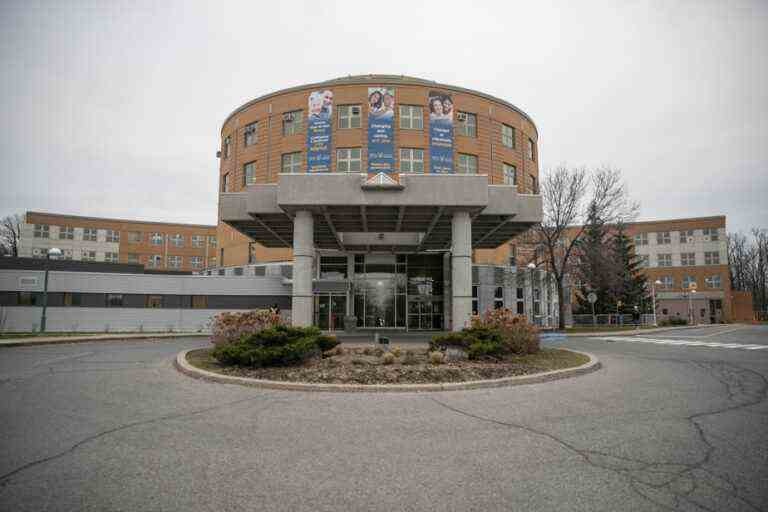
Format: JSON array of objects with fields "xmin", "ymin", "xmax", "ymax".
[{"xmin": 220, "ymin": 173, "xmax": 542, "ymax": 252}]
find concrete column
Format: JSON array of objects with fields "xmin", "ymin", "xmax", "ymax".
[
  {"xmin": 292, "ymin": 210, "xmax": 314, "ymax": 326},
  {"xmin": 451, "ymin": 211, "xmax": 472, "ymax": 331}
]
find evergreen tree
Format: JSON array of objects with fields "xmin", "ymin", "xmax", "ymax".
[
  {"xmin": 610, "ymin": 224, "xmax": 650, "ymax": 313},
  {"xmin": 573, "ymin": 202, "xmax": 614, "ymax": 314}
]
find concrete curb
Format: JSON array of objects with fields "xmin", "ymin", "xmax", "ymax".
[
  {"xmin": 0, "ymin": 333, "xmax": 209, "ymax": 348},
  {"xmin": 174, "ymin": 348, "xmax": 601, "ymax": 393},
  {"xmin": 565, "ymin": 324, "xmax": 725, "ymax": 337}
]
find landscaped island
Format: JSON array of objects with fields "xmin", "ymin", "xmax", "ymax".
[{"xmin": 185, "ymin": 309, "xmax": 589, "ymax": 386}]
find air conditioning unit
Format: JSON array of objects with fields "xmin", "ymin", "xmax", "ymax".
[
  {"xmin": 216, "ymin": 150, "xmax": 221, "ymax": 158},
  {"xmin": 351, "ymin": 106, "xmax": 360, "ymax": 115},
  {"xmin": 283, "ymin": 112, "xmax": 294, "ymax": 121},
  {"xmin": 457, "ymin": 112, "xmax": 467, "ymax": 122}
]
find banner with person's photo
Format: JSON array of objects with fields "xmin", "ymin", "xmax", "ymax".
[
  {"xmin": 306, "ymin": 90, "xmax": 333, "ymax": 173},
  {"xmin": 428, "ymin": 91, "xmax": 454, "ymax": 174},
  {"xmin": 367, "ymin": 87, "xmax": 395, "ymax": 173}
]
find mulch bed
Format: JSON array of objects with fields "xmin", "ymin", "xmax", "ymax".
[{"xmin": 187, "ymin": 347, "xmax": 589, "ymax": 385}]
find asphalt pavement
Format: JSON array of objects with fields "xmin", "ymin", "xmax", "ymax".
[{"xmin": 1, "ymin": 325, "xmax": 767, "ymax": 511}]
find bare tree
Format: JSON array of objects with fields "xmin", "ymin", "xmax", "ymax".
[
  {"xmin": 728, "ymin": 228, "xmax": 768, "ymax": 318},
  {"xmin": 0, "ymin": 213, "xmax": 24, "ymax": 257},
  {"xmin": 533, "ymin": 165, "xmax": 639, "ymax": 329}
]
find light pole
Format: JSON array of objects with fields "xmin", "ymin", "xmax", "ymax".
[
  {"xmin": 40, "ymin": 247, "xmax": 62, "ymax": 333},
  {"xmin": 689, "ymin": 289, "xmax": 697, "ymax": 325},
  {"xmin": 651, "ymin": 279, "xmax": 662, "ymax": 327},
  {"xmin": 527, "ymin": 262, "xmax": 536, "ymax": 325}
]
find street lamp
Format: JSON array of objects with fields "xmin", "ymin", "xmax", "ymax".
[
  {"xmin": 527, "ymin": 262, "xmax": 536, "ymax": 324},
  {"xmin": 40, "ymin": 247, "xmax": 62, "ymax": 333},
  {"xmin": 651, "ymin": 279, "xmax": 662, "ymax": 327},
  {"xmin": 689, "ymin": 288, "xmax": 697, "ymax": 326}
]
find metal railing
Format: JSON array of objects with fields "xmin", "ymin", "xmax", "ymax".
[{"xmin": 571, "ymin": 314, "xmax": 656, "ymax": 327}]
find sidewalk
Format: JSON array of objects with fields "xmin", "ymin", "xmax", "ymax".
[{"xmin": 0, "ymin": 332, "xmax": 209, "ymax": 348}]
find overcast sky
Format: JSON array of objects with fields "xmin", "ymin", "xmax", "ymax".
[{"xmin": 1, "ymin": 0, "xmax": 766, "ymax": 233}]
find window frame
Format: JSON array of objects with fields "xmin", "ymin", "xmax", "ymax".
[
  {"xmin": 150, "ymin": 232, "xmax": 163, "ymax": 246},
  {"xmin": 82, "ymin": 228, "xmax": 97, "ymax": 242},
  {"xmin": 167, "ymin": 255, "xmax": 182, "ymax": 269},
  {"xmin": 243, "ymin": 161, "xmax": 256, "ymax": 186},
  {"xmin": 456, "ymin": 112, "xmax": 477, "ymax": 137},
  {"xmin": 399, "ymin": 148, "xmax": 424, "ymax": 173},
  {"xmin": 282, "ymin": 110, "xmax": 303, "ymax": 136},
  {"xmin": 336, "ymin": 148, "xmax": 362, "ymax": 173},
  {"xmin": 501, "ymin": 124, "xmax": 516, "ymax": 149},
  {"xmin": 338, "ymin": 105, "xmax": 361, "ymax": 129},
  {"xmin": 170, "ymin": 234, "xmax": 184, "ymax": 248},
  {"xmin": 704, "ymin": 251, "xmax": 720, "ymax": 265},
  {"xmin": 399, "ymin": 105, "xmax": 423, "ymax": 130},
  {"xmin": 281, "ymin": 152, "xmax": 303, "ymax": 174},
  {"xmin": 105, "ymin": 229, "xmax": 120, "ymax": 243},
  {"xmin": 58, "ymin": 226, "xmax": 74, "ymax": 240},
  {"xmin": 243, "ymin": 121, "xmax": 257, "ymax": 147},
  {"xmin": 503, "ymin": 163, "xmax": 517, "ymax": 185},
  {"xmin": 456, "ymin": 153, "xmax": 478, "ymax": 174}
]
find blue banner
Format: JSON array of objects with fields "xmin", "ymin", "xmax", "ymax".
[
  {"xmin": 428, "ymin": 91, "xmax": 454, "ymax": 174},
  {"xmin": 367, "ymin": 87, "xmax": 395, "ymax": 173},
  {"xmin": 306, "ymin": 90, "xmax": 333, "ymax": 173}
]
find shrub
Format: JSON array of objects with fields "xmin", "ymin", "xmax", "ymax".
[
  {"xmin": 211, "ymin": 324, "xmax": 327, "ymax": 367},
  {"xmin": 429, "ymin": 351, "xmax": 445, "ymax": 365},
  {"xmin": 316, "ymin": 335, "xmax": 340, "ymax": 352},
  {"xmin": 391, "ymin": 346, "xmax": 402, "ymax": 358},
  {"xmin": 403, "ymin": 350, "xmax": 418, "ymax": 365},
  {"xmin": 209, "ymin": 310, "xmax": 283, "ymax": 347},
  {"xmin": 659, "ymin": 317, "xmax": 688, "ymax": 327},
  {"xmin": 382, "ymin": 352, "xmax": 396, "ymax": 365}
]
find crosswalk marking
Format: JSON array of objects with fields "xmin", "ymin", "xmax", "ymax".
[{"xmin": 594, "ymin": 336, "xmax": 768, "ymax": 351}]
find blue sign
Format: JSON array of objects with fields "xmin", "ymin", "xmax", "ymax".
[
  {"xmin": 306, "ymin": 90, "xmax": 333, "ymax": 173},
  {"xmin": 428, "ymin": 91, "xmax": 454, "ymax": 174},
  {"xmin": 367, "ymin": 87, "xmax": 395, "ymax": 173}
]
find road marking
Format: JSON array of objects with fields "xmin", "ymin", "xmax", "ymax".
[
  {"xmin": 593, "ymin": 337, "xmax": 768, "ymax": 351},
  {"xmin": 32, "ymin": 351, "xmax": 95, "ymax": 367},
  {"xmin": 665, "ymin": 326, "xmax": 750, "ymax": 339}
]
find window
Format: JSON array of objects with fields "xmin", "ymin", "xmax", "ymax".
[
  {"xmin": 638, "ymin": 255, "xmax": 649, "ymax": 268},
  {"xmin": 509, "ymin": 245, "xmax": 517, "ymax": 267},
  {"xmin": 243, "ymin": 161, "xmax": 256, "ymax": 185},
  {"xmin": 148, "ymin": 255, "xmax": 162, "ymax": 268},
  {"xmin": 127, "ymin": 253, "xmax": 139, "ymax": 264},
  {"xmin": 63, "ymin": 293, "xmax": 81, "ymax": 306},
  {"xmin": 456, "ymin": 112, "xmax": 477, "ymax": 137},
  {"xmin": 209, "ymin": 256, "xmax": 217, "ymax": 267},
  {"xmin": 222, "ymin": 135, "xmax": 231, "ymax": 159},
  {"xmin": 494, "ymin": 286, "xmax": 504, "ymax": 309},
  {"xmin": 516, "ymin": 287, "xmax": 525, "ymax": 314},
  {"xmin": 400, "ymin": 148, "xmax": 424, "ymax": 173},
  {"xmin": 106, "ymin": 294, "xmax": 123, "ymax": 307},
  {"xmin": 682, "ymin": 275, "xmax": 696, "ymax": 290},
  {"xmin": 657, "ymin": 231, "xmax": 671, "ymax": 245},
  {"xmin": 192, "ymin": 295, "xmax": 208, "ymax": 309},
  {"xmin": 221, "ymin": 173, "xmax": 229, "ymax": 192},
  {"xmin": 336, "ymin": 148, "xmax": 362, "ymax": 172},
  {"xmin": 704, "ymin": 251, "xmax": 720, "ymax": 265},
  {"xmin": 244, "ymin": 122, "xmax": 257, "ymax": 146},
  {"xmin": 456, "ymin": 153, "xmax": 478, "ymax": 174},
  {"xmin": 657, "ymin": 253, "xmax": 672, "ymax": 267},
  {"xmin": 170, "ymin": 234, "xmax": 183, "ymax": 247},
  {"xmin": 104, "ymin": 252, "xmax": 118, "ymax": 263},
  {"xmin": 282, "ymin": 152, "xmax": 303, "ymax": 174},
  {"xmin": 82, "ymin": 251, "xmax": 96, "ymax": 262},
  {"xmin": 503, "ymin": 163, "xmax": 517, "ymax": 185},
  {"xmin": 527, "ymin": 138, "xmax": 536, "ymax": 161},
  {"xmin": 18, "ymin": 292, "xmax": 38, "ymax": 306},
  {"xmin": 146, "ymin": 295, "xmax": 163, "ymax": 308},
  {"xmin": 62, "ymin": 249, "xmax": 73, "ymax": 260},
  {"xmin": 528, "ymin": 175, "xmax": 538, "ymax": 194},
  {"xmin": 233, "ymin": 267, "xmax": 244, "ymax": 276},
  {"xmin": 208, "ymin": 236, "xmax": 217, "ymax": 247},
  {"xmin": 680, "ymin": 230, "xmax": 694, "ymax": 243},
  {"xmin": 190, "ymin": 256, "xmax": 203, "ymax": 269},
  {"xmin": 705, "ymin": 275, "xmax": 721, "ymax": 288},
  {"xmin": 634, "ymin": 233, "xmax": 648, "ymax": 246},
  {"xmin": 217, "ymin": 269, "xmax": 225, "ymax": 276},
  {"xmin": 320, "ymin": 256, "xmax": 348, "ymax": 279},
  {"xmin": 501, "ymin": 124, "xmax": 516, "ymax": 149},
  {"xmin": 128, "ymin": 231, "xmax": 142, "ymax": 243},
  {"xmin": 681, "ymin": 252, "xmax": 696, "ymax": 266},
  {"xmin": 168, "ymin": 255, "xmax": 182, "ymax": 268},
  {"xmin": 59, "ymin": 226, "xmax": 74, "ymax": 240},
  {"xmin": 282, "ymin": 110, "xmax": 303, "ymax": 135},
  {"xmin": 33, "ymin": 224, "xmax": 49, "ymax": 238},
  {"xmin": 399, "ymin": 105, "xmax": 423, "ymax": 130},
  {"xmin": 105, "ymin": 229, "xmax": 119, "ymax": 243},
  {"xmin": 338, "ymin": 105, "xmax": 361, "ymax": 129},
  {"xmin": 703, "ymin": 227, "xmax": 719, "ymax": 241},
  {"xmin": 660, "ymin": 275, "xmax": 674, "ymax": 288},
  {"xmin": 191, "ymin": 235, "xmax": 204, "ymax": 248},
  {"xmin": 82, "ymin": 228, "xmax": 97, "ymax": 242},
  {"xmin": 150, "ymin": 232, "xmax": 163, "ymax": 245},
  {"xmin": 471, "ymin": 285, "xmax": 479, "ymax": 315}
]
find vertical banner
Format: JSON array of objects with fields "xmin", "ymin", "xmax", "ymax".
[
  {"xmin": 428, "ymin": 91, "xmax": 454, "ymax": 174},
  {"xmin": 367, "ymin": 87, "xmax": 395, "ymax": 173},
  {"xmin": 306, "ymin": 90, "xmax": 333, "ymax": 173}
]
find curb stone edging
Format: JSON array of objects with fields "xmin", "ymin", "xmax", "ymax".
[
  {"xmin": 174, "ymin": 349, "xmax": 602, "ymax": 393},
  {"xmin": 0, "ymin": 333, "xmax": 210, "ymax": 348},
  {"xmin": 565, "ymin": 324, "xmax": 729, "ymax": 337}
]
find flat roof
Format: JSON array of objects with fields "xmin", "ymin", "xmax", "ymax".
[
  {"xmin": 222, "ymin": 74, "xmax": 538, "ymax": 136},
  {"xmin": 26, "ymin": 211, "xmax": 217, "ymax": 230}
]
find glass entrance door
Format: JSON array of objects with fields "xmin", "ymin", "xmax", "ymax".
[{"xmin": 315, "ymin": 294, "xmax": 346, "ymax": 331}]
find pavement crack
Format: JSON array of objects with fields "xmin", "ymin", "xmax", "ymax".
[{"xmin": 0, "ymin": 394, "xmax": 275, "ymax": 487}]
